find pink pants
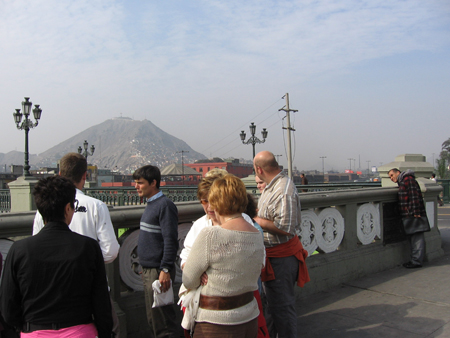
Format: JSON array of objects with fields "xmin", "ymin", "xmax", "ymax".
[{"xmin": 21, "ymin": 323, "xmax": 98, "ymax": 338}]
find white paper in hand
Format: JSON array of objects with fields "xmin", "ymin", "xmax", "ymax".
[{"xmin": 152, "ymin": 279, "xmax": 174, "ymax": 308}]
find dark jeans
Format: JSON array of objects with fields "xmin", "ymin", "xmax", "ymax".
[
  {"xmin": 142, "ymin": 268, "xmax": 178, "ymax": 338},
  {"xmin": 263, "ymin": 256, "xmax": 299, "ymax": 338},
  {"xmin": 408, "ymin": 232, "xmax": 425, "ymax": 265}
]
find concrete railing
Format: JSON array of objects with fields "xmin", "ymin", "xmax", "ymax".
[{"xmin": 0, "ymin": 184, "xmax": 443, "ymax": 338}]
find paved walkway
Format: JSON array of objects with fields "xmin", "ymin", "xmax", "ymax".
[{"xmin": 296, "ymin": 205, "xmax": 450, "ymax": 337}]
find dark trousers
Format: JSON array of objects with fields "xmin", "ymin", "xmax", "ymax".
[
  {"xmin": 408, "ymin": 232, "xmax": 425, "ymax": 265},
  {"xmin": 142, "ymin": 268, "xmax": 178, "ymax": 338},
  {"xmin": 193, "ymin": 318, "xmax": 258, "ymax": 338},
  {"xmin": 263, "ymin": 256, "xmax": 299, "ymax": 338}
]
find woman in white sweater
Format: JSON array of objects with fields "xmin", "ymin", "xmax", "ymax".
[{"xmin": 183, "ymin": 174, "xmax": 265, "ymax": 338}]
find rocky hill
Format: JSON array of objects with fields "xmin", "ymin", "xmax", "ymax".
[
  {"xmin": 0, "ymin": 117, "xmax": 206, "ymax": 173},
  {"xmin": 0, "ymin": 151, "xmax": 38, "ymax": 172}
]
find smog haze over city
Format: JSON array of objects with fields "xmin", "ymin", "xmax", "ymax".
[{"xmin": 1, "ymin": 0, "xmax": 449, "ymax": 172}]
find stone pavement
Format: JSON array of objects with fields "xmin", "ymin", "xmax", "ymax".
[{"xmin": 296, "ymin": 205, "xmax": 450, "ymax": 338}]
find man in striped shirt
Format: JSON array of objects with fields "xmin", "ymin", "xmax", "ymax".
[{"xmin": 254, "ymin": 151, "xmax": 307, "ymax": 338}]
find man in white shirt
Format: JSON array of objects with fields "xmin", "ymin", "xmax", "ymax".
[
  {"xmin": 33, "ymin": 152, "xmax": 120, "ymax": 334},
  {"xmin": 33, "ymin": 153, "xmax": 119, "ymax": 262}
]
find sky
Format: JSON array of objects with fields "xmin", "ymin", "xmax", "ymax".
[{"xmin": 1, "ymin": 0, "xmax": 450, "ymax": 173}]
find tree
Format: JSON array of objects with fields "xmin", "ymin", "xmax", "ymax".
[
  {"xmin": 437, "ymin": 153, "xmax": 448, "ymax": 179},
  {"xmin": 437, "ymin": 138, "xmax": 450, "ymax": 178}
]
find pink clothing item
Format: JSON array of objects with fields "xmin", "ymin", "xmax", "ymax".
[{"xmin": 21, "ymin": 323, "xmax": 98, "ymax": 338}]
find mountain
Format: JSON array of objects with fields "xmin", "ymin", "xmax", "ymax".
[
  {"xmin": 0, "ymin": 151, "xmax": 38, "ymax": 173},
  {"xmin": 1, "ymin": 117, "xmax": 207, "ymax": 173}
]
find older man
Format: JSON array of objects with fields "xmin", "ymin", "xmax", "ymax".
[
  {"xmin": 253, "ymin": 151, "xmax": 309, "ymax": 338},
  {"xmin": 389, "ymin": 168, "xmax": 428, "ymax": 268}
]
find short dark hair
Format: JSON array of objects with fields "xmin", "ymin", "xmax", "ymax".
[
  {"xmin": 388, "ymin": 168, "xmax": 400, "ymax": 174},
  {"xmin": 133, "ymin": 165, "xmax": 161, "ymax": 188},
  {"xmin": 33, "ymin": 176, "xmax": 76, "ymax": 223},
  {"xmin": 59, "ymin": 153, "xmax": 87, "ymax": 184}
]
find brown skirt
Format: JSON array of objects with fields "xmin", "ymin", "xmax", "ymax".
[{"xmin": 193, "ymin": 318, "xmax": 258, "ymax": 338}]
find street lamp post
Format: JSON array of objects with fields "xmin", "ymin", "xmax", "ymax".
[
  {"xmin": 78, "ymin": 140, "xmax": 95, "ymax": 161},
  {"xmin": 13, "ymin": 97, "xmax": 42, "ymax": 177},
  {"xmin": 240, "ymin": 122, "xmax": 268, "ymax": 168}
]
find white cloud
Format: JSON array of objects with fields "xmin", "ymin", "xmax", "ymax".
[{"xmin": 0, "ymin": 0, "xmax": 449, "ymax": 170}]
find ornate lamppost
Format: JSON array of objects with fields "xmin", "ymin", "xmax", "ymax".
[
  {"xmin": 78, "ymin": 140, "xmax": 95, "ymax": 161},
  {"xmin": 13, "ymin": 97, "xmax": 42, "ymax": 177},
  {"xmin": 240, "ymin": 122, "xmax": 268, "ymax": 166}
]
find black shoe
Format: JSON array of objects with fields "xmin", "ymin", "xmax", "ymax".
[{"xmin": 403, "ymin": 262, "xmax": 422, "ymax": 269}]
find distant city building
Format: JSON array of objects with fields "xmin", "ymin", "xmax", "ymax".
[
  {"xmin": 0, "ymin": 173, "xmax": 19, "ymax": 189},
  {"xmin": 185, "ymin": 158, "xmax": 253, "ymax": 178},
  {"xmin": 160, "ymin": 163, "xmax": 202, "ymax": 186}
]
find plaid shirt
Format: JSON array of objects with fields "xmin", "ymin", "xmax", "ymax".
[
  {"xmin": 397, "ymin": 170, "xmax": 426, "ymax": 217},
  {"xmin": 257, "ymin": 172, "xmax": 301, "ymax": 247}
]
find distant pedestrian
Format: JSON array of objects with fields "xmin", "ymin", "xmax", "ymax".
[
  {"xmin": 389, "ymin": 168, "xmax": 430, "ymax": 268},
  {"xmin": 133, "ymin": 165, "xmax": 179, "ymax": 338},
  {"xmin": 300, "ymin": 173, "xmax": 309, "ymax": 192}
]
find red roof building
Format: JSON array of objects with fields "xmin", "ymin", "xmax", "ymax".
[{"xmin": 185, "ymin": 159, "xmax": 253, "ymax": 178}]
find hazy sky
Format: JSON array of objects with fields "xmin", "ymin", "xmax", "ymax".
[{"xmin": 1, "ymin": 0, "xmax": 449, "ymax": 172}]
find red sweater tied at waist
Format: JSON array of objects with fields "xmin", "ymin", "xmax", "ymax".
[{"xmin": 261, "ymin": 236, "xmax": 310, "ymax": 287}]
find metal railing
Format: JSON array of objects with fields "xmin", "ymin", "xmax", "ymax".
[
  {"xmin": 86, "ymin": 182, "xmax": 382, "ymax": 206},
  {"xmin": 437, "ymin": 179, "xmax": 450, "ymax": 203},
  {"xmin": 84, "ymin": 186, "xmax": 200, "ymax": 206},
  {"xmin": 0, "ymin": 181, "xmax": 413, "ymax": 212},
  {"xmin": 0, "ymin": 189, "xmax": 11, "ymax": 213}
]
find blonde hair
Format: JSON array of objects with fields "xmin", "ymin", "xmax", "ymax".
[
  {"xmin": 197, "ymin": 170, "xmax": 228, "ymax": 200},
  {"xmin": 205, "ymin": 168, "xmax": 228, "ymax": 177},
  {"xmin": 209, "ymin": 174, "xmax": 248, "ymax": 215}
]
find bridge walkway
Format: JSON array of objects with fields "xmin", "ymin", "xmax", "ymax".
[{"xmin": 296, "ymin": 205, "xmax": 450, "ymax": 337}]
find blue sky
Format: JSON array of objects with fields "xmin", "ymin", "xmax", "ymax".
[{"xmin": 1, "ymin": 0, "xmax": 449, "ymax": 172}]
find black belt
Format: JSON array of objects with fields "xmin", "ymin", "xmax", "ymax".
[{"xmin": 22, "ymin": 318, "xmax": 93, "ymax": 333}]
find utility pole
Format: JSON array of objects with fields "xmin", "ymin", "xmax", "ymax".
[
  {"xmin": 177, "ymin": 150, "xmax": 189, "ymax": 185},
  {"xmin": 279, "ymin": 93, "xmax": 298, "ymax": 179},
  {"xmin": 348, "ymin": 158, "xmax": 355, "ymax": 172},
  {"xmin": 320, "ymin": 156, "xmax": 326, "ymax": 175}
]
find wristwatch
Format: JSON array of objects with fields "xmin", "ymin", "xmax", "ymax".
[{"xmin": 162, "ymin": 268, "xmax": 169, "ymax": 273}]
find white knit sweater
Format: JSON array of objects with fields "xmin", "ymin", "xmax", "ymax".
[{"xmin": 182, "ymin": 225, "xmax": 265, "ymax": 325}]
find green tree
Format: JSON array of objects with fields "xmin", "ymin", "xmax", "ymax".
[
  {"xmin": 437, "ymin": 138, "xmax": 450, "ymax": 178},
  {"xmin": 437, "ymin": 154, "xmax": 447, "ymax": 179}
]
